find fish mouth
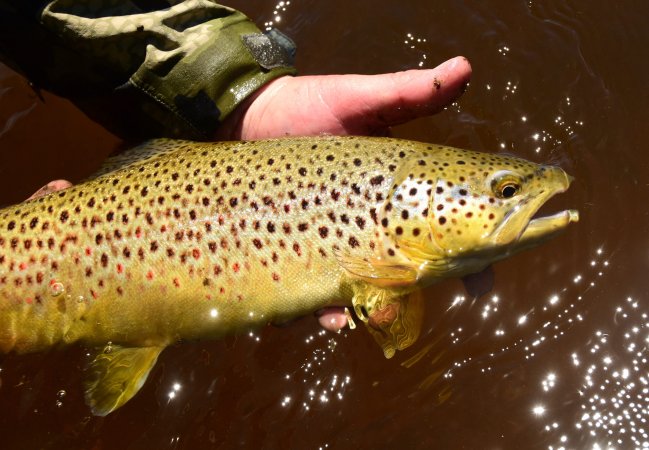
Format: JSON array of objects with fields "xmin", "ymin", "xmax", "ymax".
[
  {"xmin": 518, "ymin": 208, "xmax": 579, "ymax": 246},
  {"xmin": 492, "ymin": 168, "xmax": 579, "ymax": 250}
]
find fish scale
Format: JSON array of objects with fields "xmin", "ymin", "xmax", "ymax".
[{"xmin": 0, "ymin": 135, "xmax": 578, "ymax": 415}]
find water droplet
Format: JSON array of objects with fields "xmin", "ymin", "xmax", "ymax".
[
  {"xmin": 55, "ymin": 400, "xmax": 63, "ymax": 408},
  {"xmin": 50, "ymin": 282, "xmax": 64, "ymax": 297},
  {"xmin": 57, "ymin": 390, "xmax": 66, "ymax": 399}
]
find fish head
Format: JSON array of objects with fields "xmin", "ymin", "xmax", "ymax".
[{"xmin": 380, "ymin": 146, "xmax": 578, "ymax": 278}]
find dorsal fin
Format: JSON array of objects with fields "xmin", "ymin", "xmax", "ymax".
[{"xmin": 86, "ymin": 139, "xmax": 186, "ymax": 180}]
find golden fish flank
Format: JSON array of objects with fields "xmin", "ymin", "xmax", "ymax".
[{"xmin": 0, "ymin": 136, "xmax": 578, "ymax": 415}]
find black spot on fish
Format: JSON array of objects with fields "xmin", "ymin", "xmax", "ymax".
[{"xmin": 370, "ymin": 175, "xmax": 384, "ymax": 186}]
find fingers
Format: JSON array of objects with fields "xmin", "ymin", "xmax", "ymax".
[
  {"xmin": 315, "ymin": 307, "xmax": 349, "ymax": 332},
  {"xmin": 332, "ymin": 56, "xmax": 472, "ymax": 131},
  {"xmin": 220, "ymin": 56, "xmax": 472, "ymax": 140},
  {"xmin": 27, "ymin": 179, "xmax": 73, "ymax": 200}
]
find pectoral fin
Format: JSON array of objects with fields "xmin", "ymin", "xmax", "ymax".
[
  {"xmin": 84, "ymin": 344, "xmax": 165, "ymax": 416},
  {"xmin": 351, "ymin": 285, "xmax": 425, "ymax": 359},
  {"xmin": 364, "ymin": 290, "xmax": 425, "ymax": 358},
  {"xmin": 461, "ymin": 265, "xmax": 494, "ymax": 298},
  {"xmin": 333, "ymin": 249, "xmax": 418, "ymax": 287}
]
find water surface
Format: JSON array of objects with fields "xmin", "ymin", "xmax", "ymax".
[{"xmin": 0, "ymin": 1, "xmax": 648, "ymax": 448}]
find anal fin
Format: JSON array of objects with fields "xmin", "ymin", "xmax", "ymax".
[{"xmin": 84, "ymin": 344, "xmax": 165, "ymax": 416}]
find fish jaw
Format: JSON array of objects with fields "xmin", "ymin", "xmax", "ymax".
[
  {"xmin": 417, "ymin": 160, "xmax": 579, "ymax": 281},
  {"xmin": 490, "ymin": 166, "xmax": 575, "ymax": 247},
  {"xmin": 513, "ymin": 209, "xmax": 579, "ymax": 252}
]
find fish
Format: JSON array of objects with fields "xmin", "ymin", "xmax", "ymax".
[{"xmin": 0, "ymin": 136, "xmax": 578, "ymax": 415}]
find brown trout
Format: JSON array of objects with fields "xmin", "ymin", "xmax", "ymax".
[{"xmin": 0, "ymin": 136, "xmax": 578, "ymax": 415}]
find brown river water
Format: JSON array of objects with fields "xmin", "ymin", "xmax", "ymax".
[{"xmin": 1, "ymin": 1, "xmax": 648, "ymax": 448}]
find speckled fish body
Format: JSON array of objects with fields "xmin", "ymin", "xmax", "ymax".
[{"xmin": 0, "ymin": 136, "xmax": 578, "ymax": 415}]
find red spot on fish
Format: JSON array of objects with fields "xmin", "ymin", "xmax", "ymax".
[
  {"xmin": 232, "ymin": 263, "xmax": 240, "ymax": 273},
  {"xmin": 272, "ymin": 273, "xmax": 280, "ymax": 281},
  {"xmin": 218, "ymin": 215, "xmax": 225, "ymax": 225},
  {"xmin": 91, "ymin": 289, "xmax": 98, "ymax": 299},
  {"xmin": 146, "ymin": 270, "xmax": 154, "ymax": 280},
  {"xmin": 19, "ymin": 262, "xmax": 27, "ymax": 271},
  {"xmin": 173, "ymin": 278, "xmax": 180, "ymax": 287},
  {"xmin": 192, "ymin": 249, "xmax": 201, "ymax": 259},
  {"xmin": 49, "ymin": 279, "xmax": 57, "ymax": 286},
  {"xmin": 219, "ymin": 287, "xmax": 225, "ymax": 294},
  {"xmin": 25, "ymin": 297, "xmax": 33, "ymax": 304},
  {"xmin": 85, "ymin": 247, "xmax": 92, "ymax": 256},
  {"xmin": 135, "ymin": 227, "xmax": 142, "ymax": 238},
  {"xmin": 117, "ymin": 264, "xmax": 124, "ymax": 274}
]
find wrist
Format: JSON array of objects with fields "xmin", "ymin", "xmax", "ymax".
[{"xmin": 213, "ymin": 75, "xmax": 293, "ymax": 141}]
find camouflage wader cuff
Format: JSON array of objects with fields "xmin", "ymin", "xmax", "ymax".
[
  {"xmin": 0, "ymin": 1, "xmax": 297, "ymax": 140},
  {"xmin": 121, "ymin": 12, "xmax": 297, "ymax": 139}
]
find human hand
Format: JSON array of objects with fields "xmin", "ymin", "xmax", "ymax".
[
  {"xmin": 216, "ymin": 56, "xmax": 472, "ymax": 140},
  {"xmin": 27, "ymin": 180, "xmax": 73, "ymax": 200}
]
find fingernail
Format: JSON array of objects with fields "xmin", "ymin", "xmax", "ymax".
[{"xmin": 29, "ymin": 184, "xmax": 55, "ymax": 200}]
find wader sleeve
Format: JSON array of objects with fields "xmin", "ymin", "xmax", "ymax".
[{"xmin": 0, "ymin": 0, "xmax": 297, "ymax": 139}]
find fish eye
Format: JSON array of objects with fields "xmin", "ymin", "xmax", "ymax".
[
  {"xmin": 500, "ymin": 183, "xmax": 520, "ymax": 198},
  {"xmin": 490, "ymin": 171, "xmax": 524, "ymax": 199}
]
